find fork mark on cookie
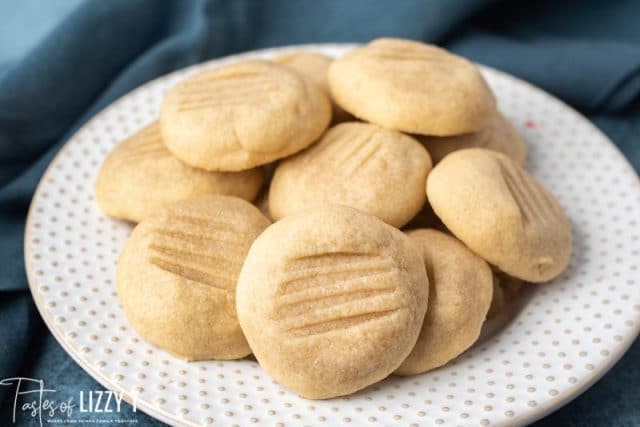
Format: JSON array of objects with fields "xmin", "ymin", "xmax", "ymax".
[
  {"xmin": 333, "ymin": 130, "xmax": 376, "ymax": 168},
  {"xmin": 150, "ymin": 257, "xmax": 234, "ymax": 291},
  {"xmin": 154, "ymin": 228, "xmax": 248, "ymax": 249},
  {"xmin": 500, "ymin": 160, "xmax": 556, "ymax": 228},
  {"xmin": 344, "ymin": 137, "xmax": 383, "ymax": 177},
  {"xmin": 283, "ymin": 307, "xmax": 405, "ymax": 337},
  {"xmin": 169, "ymin": 214, "xmax": 250, "ymax": 235},
  {"xmin": 150, "ymin": 243, "xmax": 242, "ymax": 271},
  {"xmin": 276, "ymin": 277, "xmax": 397, "ymax": 319}
]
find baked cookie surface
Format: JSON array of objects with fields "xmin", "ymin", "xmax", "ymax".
[
  {"xmin": 427, "ymin": 148, "xmax": 572, "ymax": 282},
  {"xmin": 269, "ymin": 122, "xmax": 432, "ymax": 227},
  {"xmin": 417, "ymin": 112, "xmax": 528, "ymax": 165},
  {"xmin": 328, "ymin": 38, "xmax": 496, "ymax": 135},
  {"xmin": 116, "ymin": 195, "xmax": 270, "ymax": 360},
  {"xmin": 161, "ymin": 60, "xmax": 331, "ymax": 171},
  {"xmin": 396, "ymin": 229, "xmax": 493, "ymax": 375},
  {"xmin": 95, "ymin": 123, "xmax": 263, "ymax": 223},
  {"xmin": 236, "ymin": 206, "xmax": 428, "ymax": 399},
  {"xmin": 274, "ymin": 51, "xmax": 351, "ymax": 123}
]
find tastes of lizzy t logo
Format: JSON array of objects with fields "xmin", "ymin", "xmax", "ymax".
[{"xmin": 0, "ymin": 377, "xmax": 136, "ymax": 426}]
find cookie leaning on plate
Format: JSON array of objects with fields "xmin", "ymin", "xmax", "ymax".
[
  {"xmin": 427, "ymin": 148, "xmax": 572, "ymax": 282},
  {"xmin": 417, "ymin": 111, "xmax": 528, "ymax": 165},
  {"xmin": 396, "ymin": 229, "xmax": 493, "ymax": 376},
  {"xmin": 269, "ymin": 122, "xmax": 432, "ymax": 227},
  {"xmin": 236, "ymin": 206, "xmax": 428, "ymax": 399},
  {"xmin": 329, "ymin": 38, "xmax": 496, "ymax": 136},
  {"xmin": 274, "ymin": 51, "xmax": 351, "ymax": 123},
  {"xmin": 95, "ymin": 123, "xmax": 263, "ymax": 223},
  {"xmin": 116, "ymin": 195, "xmax": 270, "ymax": 361},
  {"xmin": 160, "ymin": 60, "xmax": 331, "ymax": 171}
]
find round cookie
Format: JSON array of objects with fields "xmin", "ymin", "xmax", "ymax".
[
  {"xmin": 328, "ymin": 38, "xmax": 496, "ymax": 136},
  {"xmin": 396, "ymin": 229, "xmax": 493, "ymax": 375},
  {"xmin": 417, "ymin": 112, "xmax": 528, "ymax": 165},
  {"xmin": 426, "ymin": 148, "xmax": 572, "ymax": 282},
  {"xmin": 269, "ymin": 122, "xmax": 432, "ymax": 228},
  {"xmin": 160, "ymin": 60, "xmax": 331, "ymax": 171},
  {"xmin": 95, "ymin": 123, "xmax": 263, "ymax": 223},
  {"xmin": 236, "ymin": 206, "xmax": 428, "ymax": 399},
  {"xmin": 274, "ymin": 51, "xmax": 351, "ymax": 123},
  {"xmin": 116, "ymin": 195, "xmax": 270, "ymax": 360}
]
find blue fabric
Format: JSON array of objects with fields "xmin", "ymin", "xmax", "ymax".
[{"xmin": 1, "ymin": 1, "xmax": 639, "ymax": 425}]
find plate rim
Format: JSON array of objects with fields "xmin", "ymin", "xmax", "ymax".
[{"xmin": 23, "ymin": 42, "xmax": 640, "ymax": 427}]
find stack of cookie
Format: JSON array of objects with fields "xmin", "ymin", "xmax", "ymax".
[{"xmin": 96, "ymin": 38, "xmax": 572, "ymax": 400}]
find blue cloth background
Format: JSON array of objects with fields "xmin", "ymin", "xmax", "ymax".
[{"xmin": 1, "ymin": 1, "xmax": 639, "ymax": 425}]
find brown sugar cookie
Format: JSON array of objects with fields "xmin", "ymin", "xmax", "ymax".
[
  {"xmin": 269, "ymin": 122, "xmax": 432, "ymax": 228},
  {"xmin": 417, "ymin": 112, "xmax": 528, "ymax": 165},
  {"xmin": 116, "ymin": 195, "xmax": 270, "ymax": 360},
  {"xmin": 426, "ymin": 148, "xmax": 572, "ymax": 282},
  {"xmin": 95, "ymin": 123, "xmax": 263, "ymax": 223},
  {"xmin": 274, "ymin": 51, "xmax": 351, "ymax": 123},
  {"xmin": 236, "ymin": 206, "xmax": 428, "ymax": 399},
  {"xmin": 395, "ymin": 229, "xmax": 493, "ymax": 376},
  {"xmin": 160, "ymin": 60, "xmax": 331, "ymax": 171},
  {"xmin": 328, "ymin": 38, "xmax": 496, "ymax": 136}
]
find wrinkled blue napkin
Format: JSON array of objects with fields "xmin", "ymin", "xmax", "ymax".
[{"xmin": 1, "ymin": 1, "xmax": 638, "ymax": 425}]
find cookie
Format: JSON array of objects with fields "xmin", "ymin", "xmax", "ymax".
[
  {"xmin": 116, "ymin": 195, "xmax": 270, "ymax": 360},
  {"xmin": 160, "ymin": 60, "xmax": 331, "ymax": 171},
  {"xmin": 427, "ymin": 148, "xmax": 572, "ymax": 282},
  {"xmin": 417, "ymin": 112, "xmax": 528, "ymax": 164},
  {"xmin": 328, "ymin": 38, "xmax": 496, "ymax": 136},
  {"xmin": 236, "ymin": 206, "xmax": 428, "ymax": 399},
  {"xmin": 269, "ymin": 122, "xmax": 432, "ymax": 228},
  {"xmin": 274, "ymin": 51, "xmax": 351, "ymax": 123},
  {"xmin": 95, "ymin": 123, "xmax": 263, "ymax": 223},
  {"xmin": 396, "ymin": 229, "xmax": 493, "ymax": 375}
]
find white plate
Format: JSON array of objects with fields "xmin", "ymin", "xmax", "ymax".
[{"xmin": 25, "ymin": 44, "xmax": 640, "ymax": 427}]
